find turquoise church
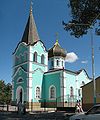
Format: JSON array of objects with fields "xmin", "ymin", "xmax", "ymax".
[{"xmin": 12, "ymin": 5, "xmax": 91, "ymax": 110}]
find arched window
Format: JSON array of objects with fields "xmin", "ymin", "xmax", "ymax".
[
  {"xmin": 17, "ymin": 78, "xmax": 23, "ymax": 83},
  {"xmin": 78, "ymin": 89, "xmax": 81, "ymax": 96},
  {"xmin": 41, "ymin": 54, "xmax": 44, "ymax": 64},
  {"xmin": 36, "ymin": 87, "xmax": 40, "ymax": 99},
  {"xmin": 70, "ymin": 86, "xmax": 74, "ymax": 97},
  {"xmin": 56, "ymin": 60, "xmax": 59, "ymax": 66},
  {"xmin": 82, "ymin": 81, "xmax": 85, "ymax": 86},
  {"xmin": 62, "ymin": 61, "xmax": 63, "ymax": 66},
  {"xmin": 51, "ymin": 61, "xmax": 54, "ymax": 67},
  {"xmin": 50, "ymin": 86, "xmax": 56, "ymax": 99},
  {"xmin": 33, "ymin": 52, "xmax": 37, "ymax": 62}
]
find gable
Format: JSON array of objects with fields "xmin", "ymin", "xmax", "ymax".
[
  {"xmin": 30, "ymin": 41, "xmax": 47, "ymax": 55},
  {"xmin": 32, "ymin": 68, "xmax": 44, "ymax": 74},
  {"xmin": 77, "ymin": 69, "xmax": 91, "ymax": 85},
  {"xmin": 12, "ymin": 67, "xmax": 27, "ymax": 78},
  {"xmin": 78, "ymin": 70, "xmax": 89, "ymax": 79},
  {"xmin": 13, "ymin": 42, "xmax": 28, "ymax": 56}
]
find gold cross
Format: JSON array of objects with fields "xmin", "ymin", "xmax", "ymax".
[{"xmin": 55, "ymin": 32, "xmax": 59, "ymax": 40}]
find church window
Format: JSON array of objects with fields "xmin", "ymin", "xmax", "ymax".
[
  {"xmin": 33, "ymin": 52, "xmax": 37, "ymax": 62},
  {"xmin": 78, "ymin": 89, "xmax": 81, "ymax": 96},
  {"xmin": 70, "ymin": 86, "xmax": 74, "ymax": 97},
  {"xmin": 36, "ymin": 87, "xmax": 40, "ymax": 99},
  {"xmin": 17, "ymin": 78, "xmax": 23, "ymax": 83},
  {"xmin": 82, "ymin": 81, "xmax": 85, "ymax": 86},
  {"xmin": 57, "ymin": 60, "xmax": 59, "ymax": 66},
  {"xmin": 51, "ymin": 61, "xmax": 53, "ymax": 67},
  {"xmin": 41, "ymin": 54, "xmax": 44, "ymax": 64},
  {"xmin": 62, "ymin": 61, "xmax": 63, "ymax": 66},
  {"xmin": 50, "ymin": 86, "xmax": 56, "ymax": 99}
]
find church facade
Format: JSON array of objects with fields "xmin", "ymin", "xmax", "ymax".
[{"xmin": 12, "ymin": 5, "xmax": 91, "ymax": 110}]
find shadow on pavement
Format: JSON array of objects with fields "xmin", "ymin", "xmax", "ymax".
[{"xmin": 0, "ymin": 111, "xmax": 74, "ymax": 120}]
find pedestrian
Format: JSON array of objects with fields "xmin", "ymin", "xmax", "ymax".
[
  {"xmin": 23, "ymin": 101, "xmax": 26, "ymax": 114},
  {"xmin": 17, "ymin": 101, "xmax": 22, "ymax": 114},
  {"xmin": 75, "ymin": 102, "xmax": 80, "ymax": 113},
  {"xmin": 78, "ymin": 101, "xmax": 83, "ymax": 113}
]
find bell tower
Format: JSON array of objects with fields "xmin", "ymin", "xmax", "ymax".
[{"xmin": 12, "ymin": 2, "xmax": 48, "ymax": 105}]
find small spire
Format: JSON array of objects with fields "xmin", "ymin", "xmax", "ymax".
[
  {"xmin": 55, "ymin": 33, "xmax": 60, "ymax": 46},
  {"xmin": 55, "ymin": 32, "xmax": 59, "ymax": 41},
  {"xmin": 30, "ymin": 0, "xmax": 33, "ymax": 14},
  {"xmin": 56, "ymin": 39, "xmax": 58, "ymax": 43}
]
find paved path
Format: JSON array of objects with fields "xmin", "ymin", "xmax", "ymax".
[{"xmin": 0, "ymin": 111, "xmax": 73, "ymax": 120}]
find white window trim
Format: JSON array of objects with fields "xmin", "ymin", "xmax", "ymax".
[{"xmin": 49, "ymin": 85, "xmax": 56, "ymax": 100}]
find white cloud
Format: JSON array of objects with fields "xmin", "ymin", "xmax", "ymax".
[
  {"xmin": 81, "ymin": 60, "xmax": 88, "ymax": 64},
  {"xmin": 65, "ymin": 52, "xmax": 78, "ymax": 63}
]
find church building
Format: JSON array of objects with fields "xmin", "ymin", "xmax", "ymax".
[{"xmin": 12, "ymin": 4, "xmax": 91, "ymax": 110}]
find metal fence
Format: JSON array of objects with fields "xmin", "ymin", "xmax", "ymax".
[
  {"xmin": 56, "ymin": 95, "xmax": 78, "ymax": 107},
  {"xmin": 0, "ymin": 104, "xmax": 17, "ymax": 112}
]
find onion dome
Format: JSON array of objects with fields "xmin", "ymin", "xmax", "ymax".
[{"xmin": 48, "ymin": 40, "xmax": 66, "ymax": 58}]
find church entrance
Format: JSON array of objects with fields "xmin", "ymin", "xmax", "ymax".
[
  {"xmin": 19, "ymin": 88, "xmax": 22, "ymax": 103},
  {"xmin": 16, "ymin": 86, "xmax": 24, "ymax": 103}
]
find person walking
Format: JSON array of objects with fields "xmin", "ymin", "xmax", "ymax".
[
  {"xmin": 17, "ymin": 101, "xmax": 22, "ymax": 114},
  {"xmin": 23, "ymin": 101, "xmax": 26, "ymax": 114}
]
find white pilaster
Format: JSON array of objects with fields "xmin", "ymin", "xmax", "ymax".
[
  {"xmin": 63, "ymin": 71, "xmax": 66, "ymax": 97},
  {"xmin": 28, "ymin": 46, "xmax": 33, "ymax": 102}
]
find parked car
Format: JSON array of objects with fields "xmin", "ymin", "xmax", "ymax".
[{"xmin": 69, "ymin": 104, "xmax": 100, "ymax": 120}]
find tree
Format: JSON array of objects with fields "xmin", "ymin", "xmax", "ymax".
[
  {"xmin": 0, "ymin": 80, "xmax": 5, "ymax": 104},
  {"xmin": 63, "ymin": 0, "xmax": 100, "ymax": 37},
  {"xmin": 0, "ymin": 80, "xmax": 12, "ymax": 104}
]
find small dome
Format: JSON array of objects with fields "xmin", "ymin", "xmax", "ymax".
[{"xmin": 48, "ymin": 40, "xmax": 66, "ymax": 58}]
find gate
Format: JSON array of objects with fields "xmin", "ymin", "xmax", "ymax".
[{"xmin": 56, "ymin": 95, "xmax": 79, "ymax": 107}]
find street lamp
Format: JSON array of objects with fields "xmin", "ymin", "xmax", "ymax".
[
  {"xmin": 63, "ymin": 12, "xmax": 100, "ymax": 105},
  {"xmin": 66, "ymin": 22, "xmax": 96, "ymax": 104}
]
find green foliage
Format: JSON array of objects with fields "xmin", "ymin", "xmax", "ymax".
[
  {"xmin": 63, "ymin": 0, "xmax": 100, "ymax": 37},
  {"xmin": 0, "ymin": 80, "xmax": 12, "ymax": 104}
]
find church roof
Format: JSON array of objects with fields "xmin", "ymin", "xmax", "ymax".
[
  {"xmin": 21, "ymin": 4, "xmax": 39, "ymax": 45},
  {"xmin": 48, "ymin": 40, "xmax": 66, "ymax": 58}
]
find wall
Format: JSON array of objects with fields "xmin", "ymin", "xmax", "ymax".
[
  {"xmin": 12, "ymin": 43, "xmax": 28, "ymax": 103},
  {"xmin": 82, "ymin": 77, "xmax": 100, "ymax": 110}
]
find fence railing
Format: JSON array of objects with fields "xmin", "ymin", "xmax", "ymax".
[{"xmin": 0, "ymin": 104, "xmax": 17, "ymax": 112}]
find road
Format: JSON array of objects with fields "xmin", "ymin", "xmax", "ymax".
[{"xmin": 0, "ymin": 111, "xmax": 73, "ymax": 120}]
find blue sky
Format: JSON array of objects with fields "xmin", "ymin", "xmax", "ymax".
[{"xmin": 0, "ymin": 0, "xmax": 100, "ymax": 83}]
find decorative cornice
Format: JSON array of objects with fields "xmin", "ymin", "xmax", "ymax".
[{"xmin": 12, "ymin": 66, "xmax": 27, "ymax": 78}]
